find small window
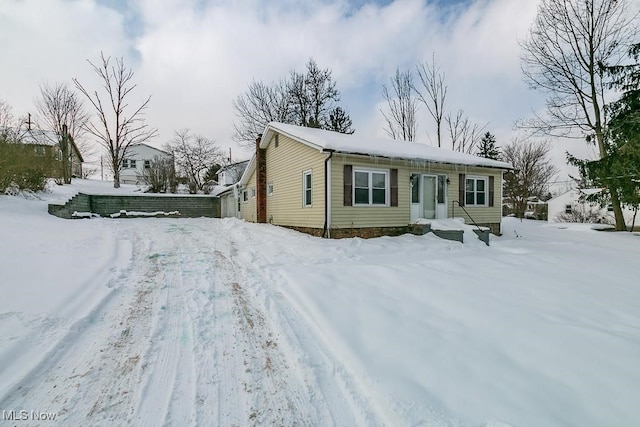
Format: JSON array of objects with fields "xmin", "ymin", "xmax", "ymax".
[
  {"xmin": 607, "ymin": 203, "xmax": 613, "ymax": 212},
  {"xmin": 250, "ymin": 187, "xmax": 256, "ymax": 198},
  {"xmin": 437, "ymin": 175, "xmax": 446, "ymax": 204},
  {"xmin": 242, "ymin": 190, "xmax": 248, "ymax": 202},
  {"xmin": 34, "ymin": 146, "xmax": 46, "ymax": 156},
  {"xmin": 144, "ymin": 160, "xmax": 151, "ymax": 169},
  {"xmin": 411, "ymin": 174, "xmax": 419, "ymax": 203},
  {"xmin": 122, "ymin": 159, "xmax": 129, "ymax": 168},
  {"xmin": 565, "ymin": 204, "xmax": 572, "ymax": 214},
  {"xmin": 303, "ymin": 170, "xmax": 312, "ymax": 207},
  {"xmin": 267, "ymin": 183, "xmax": 274, "ymax": 196},
  {"xmin": 465, "ymin": 176, "xmax": 488, "ymax": 206},
  {"xmin": 130, "ymin": 159, "xmax": 136, "ymax": 169},
  {"xmin": 354, "ymin": 169, "xmax": 388, "ymax": 206}
]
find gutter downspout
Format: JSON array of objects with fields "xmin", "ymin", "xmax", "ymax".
[{"xmin": 323, "ymin": 150, "xmax": 334, "ymax": 238}]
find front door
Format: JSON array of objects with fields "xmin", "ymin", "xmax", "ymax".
[
  {"xmin": 422, "ymin": 175, "xmax": 437, "ymax": 219},
  {"xmin": 410, "ymin": 174, "xmax": 447, "ymax": 222}
]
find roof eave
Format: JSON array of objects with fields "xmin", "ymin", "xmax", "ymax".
[{"xmin": 321, "ymin": 148, "xmax": 513, "ymax": 170}]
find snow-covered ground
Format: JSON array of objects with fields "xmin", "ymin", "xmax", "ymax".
[{"xmin": 1, "ymin": 180, "xmax": 639, "ymax": 426}]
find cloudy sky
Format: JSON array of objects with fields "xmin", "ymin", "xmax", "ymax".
[{"xmin": 0, "ymin": 0, "xmax": 593, "ymax": 182}]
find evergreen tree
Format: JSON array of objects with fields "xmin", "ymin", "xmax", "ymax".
[
  {"xmin": 327, "ymin": 107, "xmax": 354, "ymax": 134},
  {"xmin": 569, "ymin": 43, "xmax": 640, "ymax": 230},
  {"xmin": 476, "ymin": 132, "xmax": 500, "ymax": 160}
]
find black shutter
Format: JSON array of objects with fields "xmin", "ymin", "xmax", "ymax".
[
  {"xmin": 344, "ymin": 164, "xmax": 352, "ymax": 206},
  {"xmin": 459, "ymin": 173, "xmax": 465, "ymax": 206},
  {"xmin": 390, "ymin": 169, "xmax": 398, "ymax": 207},
  {"xmin": 489, "ymin": 175, "xmax": 495, "ymax": 207}
]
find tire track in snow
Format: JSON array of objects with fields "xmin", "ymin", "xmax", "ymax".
[
  {"xmin": 227, "ymin": 222, "xmax": 395, "ymax": 426},
  {"xmin": 132, "ymin": 225, "xmax": 199, "ymax": 426},
  {"xmin": 0, "ymin": 227, "xmax": 153, "ymax": 426}
]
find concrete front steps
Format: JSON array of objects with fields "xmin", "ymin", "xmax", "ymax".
[
  {"xmin": 48, "ymin": 193, "xmax": 220, "ymax": 219},
  {"xmin": 409, "ymin": 218, "xmax": 491, "ymax": 245}
]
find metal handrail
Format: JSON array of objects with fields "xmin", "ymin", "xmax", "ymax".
[{"xmin": 453, "ymin": 200, "xmax": 483, "ymax": 231}]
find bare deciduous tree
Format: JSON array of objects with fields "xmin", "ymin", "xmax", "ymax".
[
  {"xmin": 0, "ymin": 99, "xmax": 14, "ymax": 131},
  {"xmin": 0, "ymin": 100, "xmax": 21, "ymax": 144},
  {"xmin": 445, "ymin": 109, "xmax": 486, "ymax": 154},
  {"xmin": 233, "ymin": 58, "xmax": 351, "ymax": 148},
  {"xmin": 166, "ymin": 129, "xmax": 223, "ymax": 194},
  {"xmin": 233, "ymin": 79, "xmax": 292, "ymax": 147},
  {"xmin": 520, "ymin": 0, "xmax": 638, "ymax": 229},
  {"xmin": 381, "ymin": 67, "xmax": 418, "ymax": 141},
  {"xmin": 139, "ymin": 155, "xmax": 176, "ymax": 193},
  {"xmin": 73, "ymin": 52, "xmax": 158, "ymax": 188},
  {"xmin": 502, "ymin": 139, "xmax": 559, "ymax": 218},
  {"xmin": 295, "ymin": 58, "xmax": 340, "ymax": 128},
  {"xmin": 35, "ymin": 82, "xmax": 91, "ymax": 183},
  {"xmin": 415, "ymin": 54, "xmax": 447, "ymax": 147}
]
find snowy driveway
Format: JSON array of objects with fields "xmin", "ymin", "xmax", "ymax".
[
  {"xmin": 0, "ymin": 217, "xmax": 375, "ymax": 426},
  {"xmin": 1, "ymin": 195, "xmax": 640, "ymax": 426}
]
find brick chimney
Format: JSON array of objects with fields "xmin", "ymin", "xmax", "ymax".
[{"xmin": 256, "ymin": 134, "xmax": 267, "ymax": 223}]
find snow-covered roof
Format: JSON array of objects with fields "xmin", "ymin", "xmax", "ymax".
[
  {"xmin": 19, "ymin": 129, "xmax": 59, "ymax": 146},
  {"xmin": 265, "ymin": 122, "xmax": 513, "ymax": 169},
  {"xmin": 548, "ymin": 188, "xmax": 603, "ymax": 203},
  {"xmin": 580, "ymin": 188, "xmax": 603, "ymax": 196},
  {"xmin": 218, "ymin": 160, "xmax": 249, "ymax": 174},
  {"xmin": 240, "ymin": 122, "xmax": 512, "ymax": 186},
  {"xmin": 128, "ymin": 142, "xmax": 172, "ymax": 157}
]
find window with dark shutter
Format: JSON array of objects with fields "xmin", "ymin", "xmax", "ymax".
[
  {"xmin": 344, "ymin": 164, "xmax": 352, "ymax": 206},
  {"xmin": 390, "ymin": 169, "xmax": 398, "ymax": 207},
  {"xmin": 489, "ymin": 176, "xmax": 495, "ymax": 207}
]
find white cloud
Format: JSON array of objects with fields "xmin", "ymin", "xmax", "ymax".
[
  {"xmin": 2, "ymin": 0, "xmax": 572, "ymax": 171},
  {"xmin": 0, "ymin": 0, "xmax": 129, "ymax": 118}
]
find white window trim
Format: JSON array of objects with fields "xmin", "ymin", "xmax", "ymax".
[
  {"xmin": 303, "ymin": 170, "xmax": 312, "ymax": 207},
  {"xmin": 250, "ymin": 187, "xmax": 256, "ymax": 198},
  {"xmin": 465, "ymin": 175, "xmax": 489, "ymax": 207},
  {"xmin": 353, "ymin": 168, "xmax": 389, "ymax": 207},
  {"xmin": 267, "ymin": 183, "xmax": 274, "ymax": 196}
]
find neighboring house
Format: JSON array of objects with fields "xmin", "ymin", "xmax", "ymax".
[
  {"xmin": 524, "ymin": 197, "xmax": 548, "ymax": 220},
  {"xmin": 217, "ymin": 185, "xmax": 242, "ymax": 219},
  {"xmin": 14, "ymin": 128, "xmax": 84, "ymax": 178},
  {"xmin": 548, "ymin": 188, "xmax": 637, "ymax": 226},
  {"xmin": 120, "ymin": 143, "xmax": 173, "ymax": 185},
  {"xmin": 216, "ymin": 160, "xmax": 249, "ymax": 219},
  {"xmin": 217, "ymin": 160, "xmax": 249, "ymax": 186},
  {"xmin": 237, "ymin": 122, "xmax": 513, "ymax": 238}
]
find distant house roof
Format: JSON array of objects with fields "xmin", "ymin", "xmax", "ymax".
[
  {"xmin": 2, "ymin": 127, "xmax": 84, "ymax": 162},
  {"xmin": 128, "ymin": 142, "xmax": 172, "ymax": 157},
  {"xmin": 240, "ymin": 122, "xmax": 513, "ymax": 185},
  {"xmin": 19, "ymin": 128, "xmax": 59, "ymax": 146},
  {"xmin": 547, "ymin": 188, "xmax": 603, "ymax": 203},
  {"xmin": 218, "ymin": 160, "xmax": 249, "ymax": 174}
]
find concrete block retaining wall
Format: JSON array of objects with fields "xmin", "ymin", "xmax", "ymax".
[{"xmin": 48, "ymin": 193, "xmax": 220, "ymax": 219}]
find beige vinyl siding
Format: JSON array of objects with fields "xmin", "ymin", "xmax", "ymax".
[
  {"xmin": 449, "ymin": 168, "xmax": 503, "ymax": 224},
  {"xmin": 330, "ymin": 154, "xmax": 504, "ymax": 228},
  {"xmin": 264, "ymin": 133, "xmax": 326, "ymax": 228},
  {"xmin": 330, "ymin": 155, "xmax": 408, "ymax": 228},
  {"xmin": 240, "ymin": 170, "xmax": 256, "ymax": 222}
]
